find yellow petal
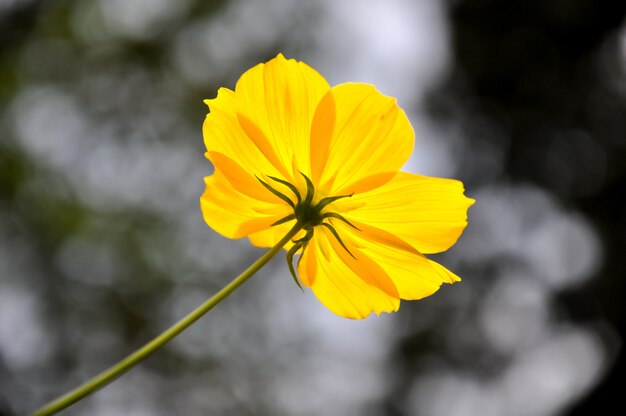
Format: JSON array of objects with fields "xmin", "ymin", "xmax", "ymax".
[
  {"xmin": 298, "ymin": 238, "xmax": 318, "ymax": 287},
  {"xmin": 235, "ymin": 54, "xmax": 330, "ymax": 182},
  {"xmin": 298, "ymin": 227, "xmax": 400, "ymax": 319},
  {"xmin": 248, "ymin": 221, "xmax": 298, "ymax": 249},
  {"xmin": 310, "ymin": 83, "xmax": 414, "ymax": 195},
  {"xmin": 336, "ymin": 222, "xmax": 459, "ymax": 300},
  {"xmin": 203, "ymin": 88, "xmax": 284, "ymax": 185},
  {"xmin": 344, "ymin": 172, "xmax": 475, "ymax": 254},
  {"xmin": 200, "ymin": 171, "xmax": 290, "ymax": 239},
  {"xmin": 206, "ymin": 151, "xmax": 278, "ymax": 203},
  {"xmin": 428, "ymin": 259, "xmax": 462, "ymax": 283},
  {"xmin": 326, "ymin": 228, "xmax": 399, "ymax": 299}
]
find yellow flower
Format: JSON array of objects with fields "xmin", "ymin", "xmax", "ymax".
[{"xmin": 200, "ymin": 54, "xmax": 474, "ymax": 319}]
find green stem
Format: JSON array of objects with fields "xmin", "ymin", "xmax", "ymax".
[{"xmin": 33, "ymin": 222, "xmax": 304, "ymax": 416}]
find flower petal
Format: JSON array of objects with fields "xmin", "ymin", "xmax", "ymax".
[
  {"xmin": 336, "ymin": 222, "xmax": 460, "ymax": 300},
  {"xmin": 235, "ymin": 54, "xmax": 330, "ymax": 182},
  {"xmin": 247, "ymin": 221, "xmax": 303, "ymax": 250},
  {"xmin": 343, "ymin": 172, "xmax": 475, "ymax": 254},
  {"xmin": 310, "ymin": 83, "xmax": 414, "ymax": 195},
  {"xmin": 298, "ymin": 227, "xmax": 400, "ymax": 319},
  {"xmin": 203, "ymin": 87, "xmax": 285, "ymax": 194},
  {"xmin": 298, "ymin": 239, "xmax": 318, "ymax": 287},
  {"xmin": 200, "ymin": 171, "xmax": 291, "ymax": 239},
  {"xmin": 206, "ymin": 151, "xmax": 278, "ymax": 203}
]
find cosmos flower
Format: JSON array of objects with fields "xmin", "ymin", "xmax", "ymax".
[{"xmin": 201, "ymin": 54, "xmax": 474, "ymax": 319}]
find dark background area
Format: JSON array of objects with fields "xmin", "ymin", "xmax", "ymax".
[
  {"xmin": 437, "ymin": 1, "xmax": 626, "ymax": 414},
  {"xmin": 1, "ymin": 0, "xmax": 624, "ymax": 415}
]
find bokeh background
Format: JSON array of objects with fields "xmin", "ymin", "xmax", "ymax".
[{"xmin": 1, "ymin": 0, "xmax": 625, "ymax": 415}]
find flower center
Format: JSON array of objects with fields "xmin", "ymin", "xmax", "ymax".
[
  {"xmin": 294, "ymin": 200, "xmax": 324, "ymax": 227},
  {"xmin": 257, "ymin": 172, "xmax": 360, "ymax": 289}
]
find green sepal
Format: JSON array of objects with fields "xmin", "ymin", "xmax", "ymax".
[
  {"xmin": 316, "ymin": 193, "xmax": 353, "ymax": 211},
  {"xmin": 299, "ymin": 172, "xmax": 316, "ymax": 204},
  {"xmin": 286, "ymin": 242, "xmax": 304, "ymax": 292},
  {"xmin": 321, "ymin": 212, "xmax": 360, "ymax": 230},
  {"xmin": 271, "ymin": 213, "xmax": 296, "ymax": 226},
  {"xmin": 293, "ymin": 227, "xmax": 314, "ymax": 244},
  {"xmin": 257, "ymin": 176, "xmax": 295, "ymax": 209},
  {"xmin": 321, "ymin": 223, "xmax": 356, "ymax": 259},
  {"xmin": 268, "ymin": 176, "xmax": 302, "ymax": 204}
]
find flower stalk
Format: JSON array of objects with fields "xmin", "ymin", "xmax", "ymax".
[{"xmin": 32, "ymin": 222, "xmax": 304, "ymax": 416}]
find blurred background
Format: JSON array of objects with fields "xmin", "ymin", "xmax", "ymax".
[{"xmin": 1, "ymin": 0, "xmax": 625, "ymax": 415}]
